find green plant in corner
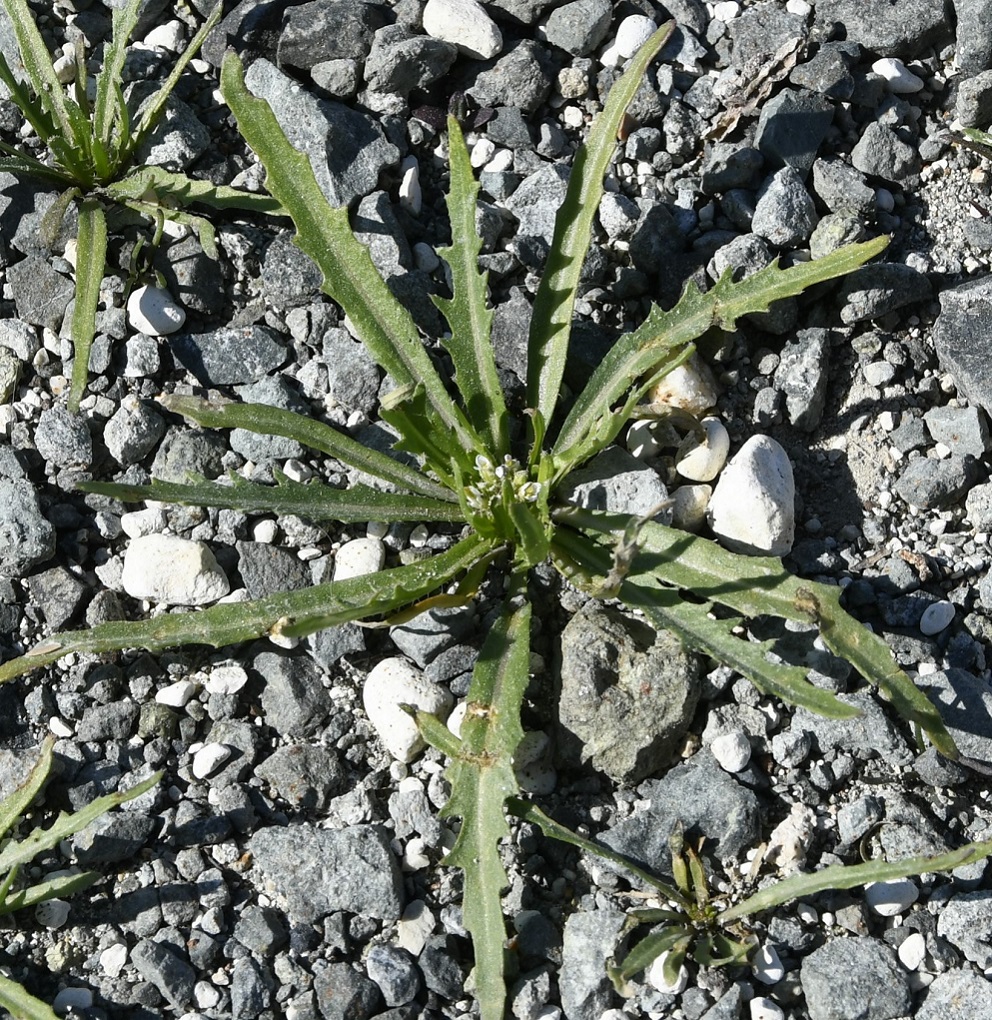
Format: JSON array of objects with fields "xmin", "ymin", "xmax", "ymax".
[
  {"xmin": 0, "ymin": 24, "xmax": 987, "ymax": 1020},
  {"xmin": 0, "ymin": 0, "xmax": 281, "ymax": 410},
  {"xmin": 0, "ymin": 737, "xmax": 160, "ymax": 1020}
]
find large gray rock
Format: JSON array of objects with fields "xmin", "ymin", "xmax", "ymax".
[
  {"xmin": 954, "ymin": 0, "xmax": 992, "ymax": 74},
  {"xmin": 933, "ymin": 274, "xmax": 992, "ymax": 414},
  {"xmin": 244, "ymin": 57, "xmax": 399, "ymax": 207},
  {"xmin": 557, "ymin": 604, "xmax": 701, "ymax": 783},
  {"xmin": 917, "ymin": 968, "xmax": 992, "ymax": 1019},
  {"xmin": 0, "ymin": 480, "xmax": 55, "ymax": 578},
  {"xmin": 559, "ymin": 909, "xmax": 624, "ymax": 1020},
  {"xmin": 936, "ymin": 889, "xmax": 992, "ymax": 967},
  {"xmin": 814, "ymin": 0, "xmax": 951, "ymax": 58},
  {"xmin": 801, "ymin": 937, "xmax": 911, "ymax": 1020},
  {"xmin": 558, "ymin": 445, "xmax": 671, "ymax": 520}
]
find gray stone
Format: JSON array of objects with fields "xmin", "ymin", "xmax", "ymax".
[
  {"xmin": 77, "ymin": 701, "xmax": 140, "ymax": 741},
  {"xmin": 0, "ymin": 480, "xmax": 55, "ymax": 577},
  {"xmin": 24, "ymin": 566, "xmax": 87, "ymax": 631},
  {"xmin": 967, "ymin": 482, "xmax": 992, "ymax": 529},
  {"xmin": 750, "ymin": 166, "xmax": 819, "ymax": 247},
  {"xmin": 233, "ymin": 904, "xmax": 287, "ymax": 956},
  {"xmin": 254, "ymin": 651, "xmax": 332, "ymax": 737},
  {"xmin": 811, "ymin": 156, "xmax": 876, "ymax": 216},
  {"xmin": 312, "ymin": 57, "xmax": 361, "ymax": 96},
  {"xmin": 700, "ymin": 143, "xmax": 764, "ymax": 194},
  {"xmin": 73, "ymin": 811, "xmax": 156, "ymax": 866},
  {"xmin": 933, "ymin": 274, "xmax": 992, "ymax": 414},
  {"xmin": 170, "ymin": 325, "xmax": 287, "ymax": 386},
  {"xmin": 364, "ymin": 24, "xmax": 458, "ymax": 95},
  {"xmin": 389, "ymin": 604, "xmax": 476, "ymax": 668},
  {"xmin": 894, "ymin": 454, "xmax": 977, "ymax": 510},
  {"xmin": 467, "ymin": 40, "xmax": 555, "ymax": 113},
  {"xmin": 809, "ymin": 210, "xmax": 868, "ymax": 258},
  {"xmin": 917, "ymin": 968, "xmax": 992, "ymax": 1019},
  {"xmin": 151, "ymin": 428, "xmax": 227, "ymax": 483},
  {"xmin": 700, "ymin": 984, "xmax": 745, "ymax": 1020},
  {"xmin": 754, "ymin": 88, "xmax": 835, "ymax": 179},
  {"xmin": 919, "ymin": 669, "xmax": 992, "ymax": 762},
  {"xmin": 505, "ymin": 163, "xmax": 570, "ymax": 245},
  {"xmin": 255, "ymin": 744, "xmax": 346, "ymax": 812},
  {"xmin": 231, "ymin": 956, "xmax": 271, "ymax": 1019},
  {"xmin": 313, "ymin": 961, "xmax": 382, "ymax": 1020},
  {"xmin": 801, "ymin": 937, "xmax": 911, "ymax": 1020},
  {"xmin": 814, "ymin": 0, "xmax": 951, "ymax": 58},
  {"xmin": 249, "ymin": 823, "xmax": 403, "ymax": 922},
  {"xmin": 245, "ymin": 57, "xmax": 398, "ymax": 207},
  {"xmin": 954, "ymin": 0, "xmax": 992, "ymax": 74},
  {"xmin": 602, "ymin": 751, "xmax": 761, "ymax": 868},
  {"xmin": 277, "ymin": 0, "xmax": 389, "ymax": 70},
  {"xmin": 354, "ymin": 190, "xmax": 413, "ymax": 277},
  {"xmin": 956, "ymin": 69, "xmax": 992, "ymax": 126},
  {"xmin": 131, "ymin": 90, "xmax": 209, "ymax": 171},
  {"xmin": 34, "ymin": 406, "xmax": 91, "ymax": 468},
  {"xmin": 557, "ymin": 604, "xmax": 701, "ymax": 784},
  {"xmin": 104, "ymin": 398, "xmax": 166, "ymax": 466},
  {"xmin": 558, "ymin": 909, "xmax": 624, "ymax": 1020},
  {"xmin": 790, "ymin": 40, "xmax": 857, "ymax": 100},
  {"xmin": 0, "ymin": 346, "xmax": 18, "ymax": 403},
  {"xmin": 543, "ymin": 0, "xmax": 612, "ymax": 56},
  {"xmin": 924, "ymin": 405, "xmax": 991, "ymax": 457},
  {"xmin": 558, "ymin": 445, "xmax": 671, "ymax": 519},
  {"xmin": 322, "ymin": 326, "xmax": 381, "ymax": 415},
  {"xmin": 8, "ymin": 256, "xmax": 73, "ymax": 331},
  {"xmin": 792, "ymin": 691, "xmax": 912, "ymax": 765},
  {"xmin": 774, "ymin": 328, "xmax": 830, "ymax": 430},
  {"xmin": 306, "ymin": 623, "xmax": 366, "ymax": 669},
  {"xmin": 130, "ymin": 939, "xmax": 196, "ymax": 1011},
  {"xmin": 0, "ymin": 318, "xmax": 39, "ymax": 361},
  {"xmin": 260, "ymin": 235, "xmax": 322, "ymax": 310},
  {"xmin": 937, "ymin": 889, "xmax": 992, "ymax": 966},
  {"xmin": 851, "ymin": 122, "xmax": 921, "ymax": 183},
  {"xmin": 366, "ymin": 946, "xmax": 420, "ymax": 1006},
  {"xmin": 230, "ymin": 375, "xmax": 308, "ymax": 463},
  {"xmin": 837, "ymin": 263, "xmax": 933, "ymax": 324}
]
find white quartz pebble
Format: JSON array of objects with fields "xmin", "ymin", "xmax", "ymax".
[
  {"xmin": 447, "ymin": 700, "xmax": 468, "ymax": 739},
  {"xmin": 613, "ymin": 15, "xmax": 657, "ymax": 59},
  {"xmin": 645, "ymin": 950, "xmax": 688, "ymax": 993},
  {"xmin": 423, "ymin": 0, "xmax": 502, "ymax": 59},
  {"xmin": 192, "ymin": 742, "xmax": 232, "ymax": 779},
  {"xmin": 712, "ymin": 1, "xmax": 740, "ymax": 20},
  {"xmin": 36, "ymin": 898, "xmax": 70, "ymax": 928},
  {"xmin": 872, "ymin": 57, "xmax": 925, "ymax": 93},
  {"xmin": 711, "ymin": 729, "xmax": 752, "ymax": 773},
  {"xmin": 750, "ymin": 998, "xmax": 785, "ymax": 1020},
  {"xmin": 126, "ymin": 284, "xmax": 186, "ymax": 336},
  {"xmin": 333, "ymin": 537, "xmax": 386, "ymax": 580},
  {"xmin": 120, "ymin": 507, "xmax": 169, "ymax": 538},
  {"xmin": 156, "ymin": 679, "xmax": 199, "ymax": 708},
  {"xmin": 920, "ymin": 600, "xmax": 955, "ymax": 636},
  {"xmin": 752, "ymin": 943, "xmax": 785, "ymax": 984},
  {"xmin": 648, "ymin": 354, "xmax": 720, "ymax": 416},
  {"xmin": 675, "ymin": 416, "xmax": 730, "ymax": 482},
  {"xmin": 670, "ymin": 483, "xmax": 711, "ymax": 533},
  {"xmin": 99, "ymin": 943, "xmax": 128, "ymax": 978},
  {"xmin": 707, "ymin": 435, "xmax": 796, "ymax": 556},
  {"xmin": 865, "ymin": 877, "xmax": 919, "ymax": 916},
  {"xmin": 399, "ymin": 156, "xmax": 422, "ymax": 214},
  {"xmin": 363, "ymin": 657, "xmax": 453, "ymax": 762},
  {"xmin": 206, "ymin": 665, "xmax": 248, "ymax": 695},
  {"xmin": 470, "ymin": 138, "xmax": 496, "ymax": 168},
  {"xmin": 898, "ymin": 931, "xmax": 927, "ymax": 970},
  {"xmin": 397, "ymin": 900, "xmax": 436, "ymax": 955},
  {"xmin": 122, "ymin": 534, "xmax": 230, "ymax": 605}
]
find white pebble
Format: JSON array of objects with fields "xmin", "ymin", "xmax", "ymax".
[
  {"xmin": 797, "ymin": 903, "xmax": 818, "ymax": 924},
  {"xmin": 872, "ymin": 57, "xmax": 925, "ymax": 93},
  {"xmin": 516, "ymin": 760, "xmax": 557, "ymax": 795},
  {"xmin": 712, "ymin": 1, "xmax": 740, "ymax": 20},
  {"xmin": 121, "ymin": 534, "xmax": 230, "ymax": 605},
  {"xmin": 252, "ymin": 518, "xmax": 278, "ymax": 543},
  {"xmin": 670, "ymin": 483, "xmax": 711, "ymax": 533},
  {"xmin": 49, "ymin": 716, "xmax": 73, "ymax": 738},
  {"xmin": 192, "ymin": 742, "xmax": 232, "ymax": 779},
  {"xmin": 447, "ymin": 700, "xmax": 468, "ymax": 739},
  {"xmin": 142, "ymin": 20, "xmax": 185, "ymax": 53},
  {"xmin": 675, "ymin": 416, "xmax": 731, "ymax": 482},
  {"xmin": 920, "ymin": 600, "xmax": 955, "ymax": 636},
  {"xmin": 648, "ymin": 354, "xmax": 720, "ymax": 416},
  {"xmin": 53, "ymin": 987, "xmax": 94, "ymax": 1014},
  {"xmin": 126, "ymin": 284, "xmax": 186, "ymax": 336},
  {"xmin": 363, "ymin": 657, "xmax": 453, "ymax": 763},
  {"xmin": 645, "ymin": 950, "xmax": 688, "ymax": 993},
  {"xmin": 403, "ymin": 836, "xmax": 431, "ymax": 871},
  {"xmin": 334, "ymin": 537, "xmax": 386, "ymax": 580},
  {"xmin": 99, "ymin": 943, "xmax": 128, "ymax": 978},
  {"xmin": 613, "ymin": 14, "xmax": 657, "ymax": 59},
  {"xmin": 156, "ymin": 679, "xmax": 199, "ymax": 708},
  {"xmin": 470, "ymin": 138, "xmax": 496, "ymax": 168},
  {"xmin": 711, "ymin": 729, "xmax": 752, "ymax": 773},
  {"xmin": 36, "ymin": 899, "xmax": 70, "ymax": 928},
  {"xmin": 898, "ymin": 931, "xmax": 927, "ymax": 970},
  {"xmin": 707, "ymin": 435, "xmax": 796, "ymax": 556},
  {"xmin": 865, "ymin": 877, "xmax": 919, "ymax": 916},
  {"xmin": 752, "ymin": 943, "xmax": 785, "ymax": 984},
  {"xmin": 484, "ymin": 147, "xmax": 514, "ymax": 172},
  {"xmin": 120, "ymin": 507, "xmax": 168, "ymax": 538},
  {"xmin": 397, "ymin": 900, "xmax": 436, "ymax": 955},
  {"xmin": 423, "ymin": 0, "xmax": 502, "ymax": 59},
  {"xmin": 399, "ymin": 156, "xmax": 422, "ymax": 215},
  {"xmin": 750, "ymin": 998, "xmax": 785, "ymax": 1020},
  {"xmin": 205, "ymin": 665, "xmax": 248, "ymax": 695}
]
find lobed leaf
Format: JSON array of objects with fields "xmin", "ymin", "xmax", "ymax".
[
  {"xmin": 1, "ymin": 869, "xmax": 102, "ymax": 916},
  {"xmin": 0, "ymin": 534, "xmax": 491, "ymax": 684},
  {"xmin": 527, "ymin": 22, "xmax": 674, "ymax": 432},
  {"xmin": 551, "ymin": 237, "xmax": 889, "ymax": 477},
  {"xmin": 106, "ymin": 164, "xmax": 285, "ymax": 215},
  {"xmin": 93, "ymin": 0, "xmax": 141, "ymax": 151},
  {"xmin": 0, "ymin": 973, "xmax": 59, "ymax": 1020},
  {"xmin": 0, "ymin": 737, "xmax": 54, "ymax": 846},
  {"xmin": 434, "ymin": 116, "xmax": 508, "ymax": 457},
  {"xmin": 68, "ymin": 199, "xmax": 108, "ymax": 412},
  {"xmin": 219, "ymin": 50, "xmax": 482, "ymax": 461}
]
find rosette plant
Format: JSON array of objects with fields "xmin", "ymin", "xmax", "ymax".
[{"xmin": 1, "ymin": 25, "xmax": 983, "ymax": 1020}]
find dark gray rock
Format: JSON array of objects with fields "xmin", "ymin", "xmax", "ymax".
[
  {"xmin": 322, "ymin": 326, "xmax": 381, "ymax": 415},
  {"xmin": 889, "ymin": 415, "xmax": 930, "ymax": 454},
  {"xmin": 933, "ymin": 274, "xmax": 992, "ymax": 413},
  {"xmin": 77, "ymin": 701, "xmax": 140, "ymax": 741},
  {"xmin": 558, "ymin": 445, "xmax": 671, "ymax": 519},
  {"xmin": 815, "ymin": 0, "xmax": 951, "ymax": 58},
  {"xmin": 150, "ymin": 427, "xmax": 227, "ymax": 482},
  {"xmin": 255, "ymin": 743, "xmax": 347, "ymax": 811},
  {"xmin": 919, "ymin": 669, "xmax": 992, "ymax": 762},
  {"xmin": 260, "ymin": 235, "xmax": 323, "ymax": 310},
  {"xmin": 34, "ymin": 406, "xmax": 91, "ymax": 469},
  {"xmin": 728, "ymin": 2, "xmax": 806, "ymax": 68},
  {"xmin": 236, "ymin": 542, "xmax": 311, "ymax": 599},
  {"xmin": 774, "ymin": 328, "xmax": 830, "ymax": 430},
  {"xmin": 131, "ymin": 90, "xmax": 209, "ymax": 171},
  {"xmin": 557, "ymin": 604, "xmax": 701, "ymax": 784},
  {"xmin": 354, "ymin": 190, "xmax": 413, "ymax": 276},
  {"xmin": 313, "ymin": 961, "xmax": 382, "ymax": 1020},
  {"xmin": 364, "ymin": 24, "xmax": 457, "ymax": 94},
  {"xmin": 917, "ymin": 968, "xmax": 992, "ymax": 1019},
  {"xmin": 234, "ymin": 904, "xmax": 287, "ymax": 956},
  {"xmin": 230, "ymin": 375, "xmax": 308, "ymax": 463},
  {"xmin": 130, "ymin": 938, "xmax": 196, "ymax": 1010},
  {"xmin": 487, "ymin": 0, "xmax": 559, "ymax": 21},
  {"xmin": 389, "ymin": 603, "xmax": 476, "ymax": 667},
  {"xmin": 954, "ymin": 0, "xmax": 992, "ymax": 74},
  {"xmin": 700, "ymin": 142, "xmax": 764, "ymax": 193},
  {"xmin": 559, "ymin": 909, "xmax": 624, "ymax": 1020},
  {"xmin": 811, "ymin": 156, "xmax": 876, "ymax": 216},
  {"xmin": 790, "ymin": 40, "xmax": 857, "ymax": 99},
  {"xmin": 837, "ymin": 263, "xmax": 933, "ymax": 324},
  {"xmin": 249, "ymin": 823, "xmax": 403, "ymax": 922},
  {"xmin": 602, "ymin": 751, "xmax": 761, "ymax": 868},
  {"xmin": 956, "ymin": 68, "xmax": 992, "ymax": 127},
  {"xmin": 74, "ymin": 811, "xmax": 156, "ymax": 866},
  {"xmin": 155, "ymin": 233, "xmax": 224, "ymax": 316},
  {"xmin": 505, "ymin": 163, "xmax": 570, "ymax": 245},
  {"xmin": 467, "ymin": 40, "xmax": 555, "ymax": 113},
  {"xmin": 810, "ymin": 209, "xmax": 868, "ymax": 258},
  {"xmin": 754, "ymin": 88, "xmax": 834, "ymax": 179},
  {"xmin": 751, "ymin": 165, "xmax": 818, "ymax": 247},
  {"xmin": 894, "ymin": 454, "xmax": 977, "ymax": 510},
  {"xmin": 277, "ymin": 0, "xmax": 390, "ymax": 70},
  {"xmin": 366, "ymin": 945, "xmax": 420, "ymax": 1006},
  {"xmin": 245, "ymin": 57, "xmax": 399, "ymax": 207},
  {"xmin": 231, "ymin": 956, "xmax": 271, "ymax": 1018},
  {"xmin": 936, "ymin": 889, "xmax": 992, "ymax": 966},
  {"xmin": 700, "ymin": 984, "xmax": 745, "ymax": 1020},
  {"xmin": 0, "ymin": 481, "xmax": 55, "ymax": 578},
  {"xmin": 419, "ymin": 935, "xmax": 466, "ymax": 999},
  {"xmin": 543, "ymin": 0, "xmax": 611, "ymax": 56},
  {"xmin": 254, "ymin": 650, "xmax": 332, "ymax": 737},
  {"xmin": 312, "ymin": 56, "xmax": 362, "ymax": 96},
  {"xmin": 24, "ymin": 565, "xmax": 87, "ymax": 631},
  {"xmin": 8, "ymin": 256, "xmax": 73, "ymax": 331},
  {"xmin": 851, "ymin": 122, "xmax": 921, "ymax": 183},
  {"xmin": 801, "ymin": 937, "xmax": 911, "ymax": 1020},
  {"xmin": 792, "ymin": 691, "xmax": 912, "ymax": 765},
  {"xmin": 306, "ymin": 623, "xmax": 367, "ymax": 669},
  {"xmin": 104, "ymin": 399, "xmax": 166, "ymax": 466},
  {"xmin": 170, "ymin": 325, "xmax": 287, "ymax": 386},
  {"xmin": 923, "ymin": 405, "xmax": 991, "ymax": 457}
]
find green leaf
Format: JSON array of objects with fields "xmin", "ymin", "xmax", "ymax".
[
  {"xmin": 720, "ymin": 840, "xmax": 992, "ymax": 924},
  {"xmin": 0, "ymin": 534, "xmax": 491, "ymax": 684},
  {"xmin": 0, "ymin": 737, "xmax": 54, "ymax": 846},
  {"xmin": 380, "ymin": 383, "xmax": 464, "ymax": 486},
  {"xmin": 0, "ymin": 972, "xmax": 59, "ymax": 1020},
  {"xmin": 0, "ymin": 869, "xmax": 102, "ymax": 916},
  {"xmin": 434, "ymin": 116, "xmax": 508, "ymax": 456},
  {"xmin": 106, "ymin": 164, "xmax": 285, "ymax": 215},
  {"xmin": 551, "ymin": 237, "xmax": 889, "ymax": 477},
  {"xmin": 158, "ymin": 394, "xmax": 457, "ymax": 503},
  {"xmin": 80, "ymin": 473, "xmax": 467, "ymax": 525},
  {"xmin": 93, "ymin": 0, "xmax": 141, "ymax": 150},
  {"xmin": 68, "ymin": 199, "xmax": 107, "ymax": 412},
  {"xmin": 527, "ymin": 23, "xmax": 674, "ymax": 433},
  {"xmin": 219, "ymin": 50, "xmax": 483, "ymax": 457},
  {"xmin": 613, "ymin": 926, "xmax": 693, "ymax": 984},
  {"xmin": 0, "ymin": 148, "xmax": 76, "ymax": 186},
  {"xmin": 421, "ymin": 599, "xmax": 532, "ymax": 1020}
]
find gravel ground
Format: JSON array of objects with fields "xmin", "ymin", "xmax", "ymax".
[{"xmin": 4, "ymin": 1, "xmax": 992, "ymax": 1019}]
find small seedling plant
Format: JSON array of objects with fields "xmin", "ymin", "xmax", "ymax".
[
  {"xmin": 0, "ymin": 738, "xmax": 160, "ymax": 1020},
  {"xmin": 1, "ymin": 24, "xmax": 988, "ymax": 1020},
  {"xmin": 0, "ymin": 0, "xmax": 280, "ymax": 410}
]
